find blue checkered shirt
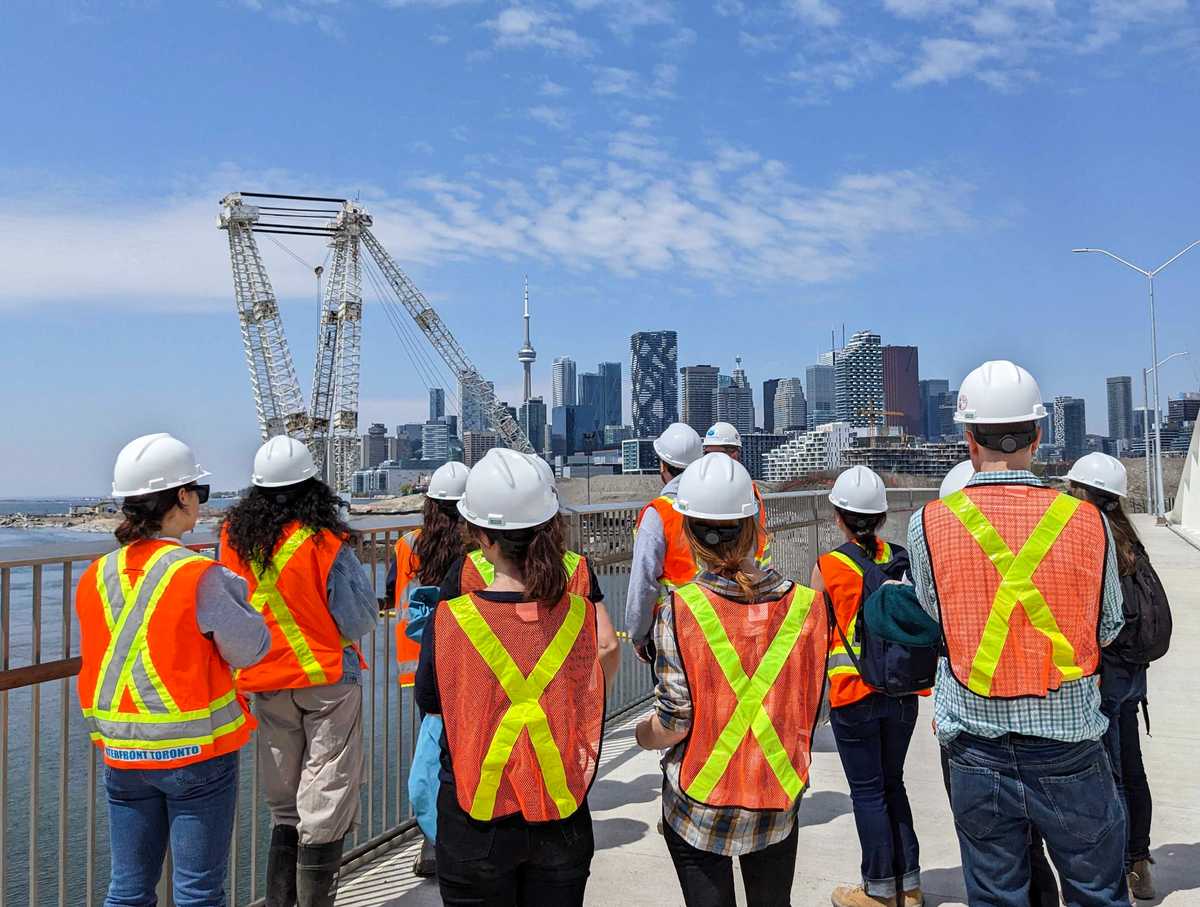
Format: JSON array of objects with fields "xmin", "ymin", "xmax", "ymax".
[{"xmin": 906, "ymin": 470, "xmax": 1124, "ymax": 745}]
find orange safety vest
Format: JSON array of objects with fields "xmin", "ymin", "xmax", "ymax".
[
  {"xmin": 923, "ymin": 484, "xmax": 1106, "ymax": 699},
  {"xmin": 435, "ymin": 592, "xmax": 605, "ymax": 822},
  {"xmin": 221, "ymin": 523, "xmax": 352, "ymax": 693},
  {"xmin": 636, "ymin": 496, "xmax": 699, "ymax": 591},
  {"xmin": 75, "ymin": 539, "xmax": 255, "ymax": 770},
  {"xmin": 752, "ymin": 482, "xmax": 772, "ymax": 567},
  {"xmin": 393, "ymin": 528, "xmax": 423, "ymax": 687},
  {"xmin": 460, "ymin": 548, "xmax": 592, "ymax": 596},
  {"xmin": 673, "ymin": 581, "xmax": 826, "ymax": 810}
]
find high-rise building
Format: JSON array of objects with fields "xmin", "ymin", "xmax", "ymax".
[
  {"xmin": 1054, "ymin": 396, "xmax": 1087, "ymax": 461},
  {"xmin": 835, "ymin": 330, "xmax": 884, "ymax": 428},
  {"xmin": 882, "ymin": 345, "xmax": 921, "ymax": 436},
  {"xmin": 773, "ymin": 378, "xmax": 807, "ymax": 432},
  {"xmin": 599, "ymin": 361, "xmax": 622, "ymax": 428},
  {"xmin": 604, "ymin": 425, "xmax": 633, "ymax": 446},
  {"xmin": 460, "ymin": 376, "xmax": 495, "ymax": 434},
  {"xmin": 919, "ymin": 379, "xmax": 950, "ymax": 439},
  {"xmin": 420, "ymin": 421, "xmax": 450, "ymax": 464},
  {"xmin": 360, "ymin": 423, "xmax": 388, "ymax": 469},
  {"xmin": 762, "ymin": 379, "xmax": 781, "ymax": 433},
  {"xmin": 429, "ymin": 387, "xmax": 445, "ymax": 422},
  {"xmin": 552, "ymin": 357, "xmax": 577, "ymax": 408},
  {"xmin": 714, "ymin": 360, "xmax": 755, "ymax": 437},
  {"xmin": 1107, "ymin": 376, "xmax": 1134, "ymax": 441},
  {"xmin": 622, "ymin": 438, "xmax": 659, "ymax": 475},
  {"xmin": 762, "ymin": 422, "xmax": 856, "ymax": 481},
  {"xmin": 578, "ymin": 372, "xmax": 604, "ymax": 427},
  {"xmin": 463, "ymin": 431, "xmax": 499, "ymax": 467},
  {"xmin": 517, "ymin": 278, "xmax": 536, "ymax": 403},
  {"xmin": 1043, "ymin": 401, "xmax": 1057, "ymax": 446},
  {"xmin": 806, "ymin": 364, "xmax": 835, "ymax": 428},
  {"xmin": 519, "ymin": 396, "xmax": 548, "ymax": 456},
  {"xmin": 630, "ymin": 331, "xmax": 679, "ymax": 437},
  {"xmin": 551, "ymin": 404, "xmax": 597, "ymax": 457},
  {"xmin": 741, "ymin": 433, "xmax": 788, "ymax": 481},
  {"xmin": 680, "ymin": 365, "xmax": 720, "ymax": 434},
  {"xmin": 1168, "ymin": 392, "xmax": 1200, "ymax": 426}
]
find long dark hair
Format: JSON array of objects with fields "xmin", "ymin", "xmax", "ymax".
[
  {"xmin": 115, "ymin": 485, "xmax": 190, "ymax": 545},
  {"xmin": 223, "ymin": 478, "xmax": 353, "ymax": 567},
  {"xmin": 835, "ymin": 506, "xmax": 886, "ymax": 557},
  {"xmin": 1070, "ymin": 483, "xmax": 1140, "ymax": 575},
  {"xmin": 470, "ymin": 513, "xmax": 567, "ymax": 607},
  {"xmin": 683, "ymin": 517, "xmax": 759, "ymax": 599},
  {"xmin": 414, "ymin": 497, "xmax": 467, "ymax": 586}
]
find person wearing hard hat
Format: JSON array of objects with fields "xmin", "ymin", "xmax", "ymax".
[
  {"xmin": 220, "ymin": 436, "xmax": 378, "ymax": 907},
  {"xmin": 625, "ymin": 422, "xmax": 705, "ymax": 662},
  {"xmin": 383, "ymin": 460, "xmax": 470, "ymax": 879},
  {"xmin": 810, "ymin": 465, "xmax": 926, "ymax": 907},
  {"xmin": 907, "ymin": 361, "xmax": 1128, "ymax": 906},
  {"xmin": 634, "ymin": 453, "xmax": 827, "ymax": 906},
  {"xmin": 1067, "ymin": 452, "xmax": 1164, "ymax": 901},
  {"xmin": 75, "ymin": 434, "xmax": 270, "ymax": 907},
  {"xmin": 413, "ymin": 448, "xmax": 618, "ymax": 905},
  {"xmin": 703, "ymin": 421, "xmax": 773, "ymax": 567}
]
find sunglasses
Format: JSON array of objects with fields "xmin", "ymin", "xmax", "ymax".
[{"xmin": 189, "ymin": 484, "xmax": 211, "ymax": 505}]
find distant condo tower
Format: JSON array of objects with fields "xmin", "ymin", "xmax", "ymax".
[{"xmin": 517, "ymin": 276, "xmax": 536, "ymax": 403}]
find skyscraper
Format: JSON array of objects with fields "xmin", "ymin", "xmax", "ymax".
[
  {"xmin": 1107, "ymin": 376, "xmax": 1133, "ymax": 441},
  {"xmin": 1168, "ymin": 392, "xmax": 1200, "ymax": 425},
  {"xmin": 359, "ymin": 423, "xmax": 389, "ymax": 469},
  {"xmin": 578, "ymin": 372, "xmax": 604, "ymax": 427},
  {"xmin": 1054, "ymin": 396, "xmax": 1087, "ymax": 460},
  {"xmin": 715, "ymin": 359, "xmax": 755, "ymax": 436},
  {"xmin": 835, "ymin": 330, "xmax": 884, "ymax": 427},
  {"xmin": 882, "ymin": 345, "xmax": 921, "ymax": 436},
  {"xmin": 460, "ymin": 376, "xmax": 495, "ymax": 434},
  {"xmin": 630, "ymin": 331, "xmax": 679, "ymax": 437},
  {"xmin": 552, "ymin": 357, "xmax": 576, "ymax": 408},
  {"xmin": 680, "ymin": 365, "xmax": 720, "ymax": 434},
  {"xmin": 519, "ymin": 396, "xmax": 548, "ymax": 456},
  {"xmin": 599, "ymin": 361, "xmax": 622, "ymax": 428},
  {"xmin": 463, "ymin": 431, "xmax": 499, "ymax": 467},
  {"xmin": 517, "ymin": 278, "xmax": 536, "ymax": 403},
  {"xmin": 919, "ymin": 379, "xmax": 950, "ymax": 439},
  {"xmin": 429, "ymin": 387, "xmax": 445, "ymax": 422},
  {"xmin": 806, "ymin": 364, "xmax": 835, "ymax": 428},
  {"xmin": 420, "ymin": 421, "xmax": 450, "ymax": 464},
  {"xmin": 773, "ymin": 378, "xmax": 807, "ymax": 432},
  {"xmin": 762, "ymin": 378, "xmax": 781, "ymax": 433}
]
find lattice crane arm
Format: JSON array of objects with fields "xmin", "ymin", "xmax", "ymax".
[{"xmin": 359, "ymin": 226, "xmax": 533, "ymax": 453}]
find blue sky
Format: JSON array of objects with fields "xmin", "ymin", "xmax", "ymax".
[{"xmin": 2, "ymin": 0, "xmax": 1199, "ymax": 496}]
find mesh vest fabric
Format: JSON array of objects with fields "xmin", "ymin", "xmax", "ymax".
[
  {"xmin": 819, "ymin": 540, "xmax": 895, "ymax": 708},
  {"xmin": 393, "ymin": 529, "xmax": 422, "ymax": 686},
  {"xmin": 924, "ymin": 484, "xmax": 1106, "ymax": 699},
  {"xmin": 221, "ymin": 523, "xmax": 349, "ymax": 693},
  {"xmin": 75, "ymin": 539, "xmax": 255, "ymax": 770},
  {"xmin": 461, "ymin": 549, "xmax": 592, "ymax": 596},
  {"xmin": 673, "ymin": 582, "xmax": 827, "ymax": 811},
  {"xmin": 752, "ymin": 483, "xmax": 772, "ymax": 567},
  {"xmin": 434, "ymin": 592, "xmax": 604, "ymax": 822},
  {"xmin": 636, "ymin": 497, "xmax": 699, "ymax": 590}
]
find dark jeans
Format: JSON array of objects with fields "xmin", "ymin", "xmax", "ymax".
[
  {"xmin": 103, "ymin": 751, "xmax": 239, "ymax": 907},
  {"xmin": 940, "ymin": 747, "xmax": 1059, "ymax": 907},
  {"xmin": 945, "ymin": 733, "xmax": 1128, "ymax": 907},
  {"xmin": 1100, "ymin": 660, "xmax": 1152, "ymax": 867},
  {"xmin": 663, "ymin": 818, "xmax": 798, "ymax": 907},
  {"xmin": 829, "ymin": 693, "xmax": 921, "ymax": 898},
  {"xmin": 435, "ymin": 783, "xmax": 594, "ymax": 906}
]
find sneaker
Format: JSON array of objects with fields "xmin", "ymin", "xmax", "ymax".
[
  {"xmin": 1128, "ymin": 859, "xmax": 1156, "ymax": 900},
  {"xmin": 831, "ymin": 884, "xmax": 896, "ymax": 907},
  {"xmin": 902, "ymin": 889, "xmax": 924, "ymax": 907}
]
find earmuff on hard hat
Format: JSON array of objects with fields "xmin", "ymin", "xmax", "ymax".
[
  {"xmin": 970, "ymin": 422, "xmax": 1038, "ymax": 454},
  {"xmin": 692, "ymin": 521, "xmax": 743, "ymax": 546}
]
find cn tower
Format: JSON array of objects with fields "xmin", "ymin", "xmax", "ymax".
[{"xmin": 517, "ymin": 276, "xmax": 536, "ymax": 403}]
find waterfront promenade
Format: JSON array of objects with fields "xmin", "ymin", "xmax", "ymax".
[{"xmin": 336, "ymin": 515, "xmax": 1200, "ymax": 906}]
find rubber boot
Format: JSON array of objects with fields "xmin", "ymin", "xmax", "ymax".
[
  {"xmin": 266, "ymin": 825, "xmax": 299, "ymax": 907},
  {"xmin": 297, "ymin": 838, "xmax": 344, "ymax": 907},
  {"xmin": 412, "ymin": 836, "xmax": 437, "ymax": 878}
]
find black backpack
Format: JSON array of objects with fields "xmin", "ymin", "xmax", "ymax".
[
  {"xmin": 1110, "ymin": 546, "xmax": 1172, "ymax": 665},
  {"xmin": 828, "ymin": 542, "xmax": 941, "ymax": 697}
]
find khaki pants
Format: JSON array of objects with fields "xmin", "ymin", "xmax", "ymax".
[{"xmin": 255, "ymin": 683, "xmax": 364, "ymax": 845}]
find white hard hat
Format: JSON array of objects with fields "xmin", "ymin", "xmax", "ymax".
[
  {"xmin": 673, "ymin": 453, "xmax": 759, "ymax": 521},
  {"xmin": 526, "ymin": 454, "xmax": 557, "ymax": 488},
  {"xmin": 653, "ymin": 422, "xmax": 703, "ymax": 468},
  {"xmin": 703, "ymin": 421, "xmax": 742, "ymax": 449},
  {"xmin": 939, "ymin": 460, "xmax": 976, "ymax": 499},
  {"xmin": 1066, "ymin": 452, "xmax": 1128, "ymax": 498},
  {"xmin": 112, "ymin": 433, "xmax": 211, "ymax": 498},
  {"xmin": 252, "ymin": 435, "xmax": 319, "ymax": 488},
  {"xmin": 457, "ymin": 448, "xmax": 559, "ymax": 530},
  {"xmin": 426, "ymin": 461, "xmax": 470, "ymax": 501},
  {"xmin": 829, "ymin": 465, "xmax": 888, "ymax": 514},
  {"xmin": 954, "ymin": 360, "xmax": 1047, "ymax": 425}
]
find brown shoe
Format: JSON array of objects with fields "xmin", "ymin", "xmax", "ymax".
[
  {"xmin": 902, "ymin": 889, "xmax": 924, "ymax": 907},
  {"xmin": 831, "ymin": 885, "xmax": 896, "ymax": 907},
  {"xmin": 1128, "ymin": 859, "xmax": 1156, "ymax": 900}
]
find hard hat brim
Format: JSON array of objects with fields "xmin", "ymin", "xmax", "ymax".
[
  {"xmin": 827, "ymin": 492, "xmax": 888, "ymax": 514},
  {"xmin": 456, "ymin": 498, "xmax": 559, "ymax": 531},
  {"xmin": 671, "ymin": 501, "xmax": 759, "ymax": 521},
  {"xmin": 114, "ymin": 467, "xmax": 212, "ymax": 499}
]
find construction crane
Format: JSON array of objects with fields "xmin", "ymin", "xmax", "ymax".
[
  {"xmin": 857, "ymin": 403, "xmax": 906, "ymax": 430},
  {"xmin": 219, "ymin": 191, "xmax": 531, "ymax": 493}
]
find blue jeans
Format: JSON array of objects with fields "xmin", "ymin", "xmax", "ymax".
[
  {"xmin": 945, "ymin": 734, "xmax": 1128, "ymax": 907},
  {"xmin": 830, "ymin": 693, "xmax": 921, "ymax": 898},
  {"xmin": 1100, "ymin": 659, "xmax": 1152, "ymax": 867},
  {"xmin": 104, "ymin": 751, "xmax": 239, "ymax": 907}
]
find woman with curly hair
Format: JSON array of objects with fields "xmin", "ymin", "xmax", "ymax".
[{"xmin": 220, "ymin": 436, "xmax": 377, "ymax": 907}]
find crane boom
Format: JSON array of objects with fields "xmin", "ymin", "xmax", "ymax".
[{"xmin": 359, "ymin": 226, "xmax": 533, "ymax": 453}]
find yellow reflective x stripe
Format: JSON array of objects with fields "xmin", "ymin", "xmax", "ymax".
[
  {"xmin": 250, "ymin": 526, "xmax": 327, "ymax": 685},
  {"xmin": 676, "ymin": 583, "xmax": 813, "ymax": 803},
  {"xmin": 469, "ymin": 549, "xmax": 583, "ymax": 587},
  {"xmin": 562, "ymin": 550, "xmax": 582, "ymax": 580},
  {"xmin": 829, "ymin": 550, "xmax": 863, "ymax": 577},
  {"xmin": 446, "ymin": 593, "xmax": 587, "ymax": 821},
  {"xmin": 942, "ymin": 491, "xmax": 1084, "ymax": 696}
]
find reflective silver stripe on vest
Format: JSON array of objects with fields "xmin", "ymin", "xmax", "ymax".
[
  {"xmin": 826, "ymin": 652, "xmax": 859, "ymax": 672},
  {"xmin": 88, "ymin": 694, "xmax": 247, "ymax": 746},
  {"xmin": 99, "ymin": 552, "xmax": 126, "ymax": 629}
]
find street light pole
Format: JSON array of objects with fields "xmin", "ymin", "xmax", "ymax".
[
  {"xmin": 1141, "ymin": 367, "xmax": 1153, "ymax": 515},
  {"xmin": 1142, "ymin": 351, "xmax": 1191, "ymax": 515},
  {"xmin": 1072, "ymin": 241, "xmax": 1200, "ymax": 522}
]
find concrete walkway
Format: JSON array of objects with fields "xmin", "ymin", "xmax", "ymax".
[{"xmin": 338, "ymin": 516, "xmax": 1200, "ymax": 906}]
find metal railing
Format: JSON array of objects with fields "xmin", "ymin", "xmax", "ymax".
[{"xmin": 0, "ymin": 488, "xmax": 937, "ymax": 906}]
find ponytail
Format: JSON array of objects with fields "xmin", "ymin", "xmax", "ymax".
[
  {"xmin": 115, "ymin": 487, "xmax": 185, "ymax": 544},
  {"xmin": 835, "ymin": 507, "xmax": 886, "ymax": 558},
  {"xmin": 474, "ymin": 513, "xmax": 568, "ymax": 607},
  {"xmin": 683, "ymin": 517, "xmax": 759, "ymax": 600},
  {"xmin": 414, "ymin": 497, "xmax": 467, "ymax": 585}
]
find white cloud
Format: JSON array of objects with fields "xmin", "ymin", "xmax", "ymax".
[
  {"xmin": 528, "ymin": 105, "xmax": 571, "ymax": 129},
  {"xmin": 788, "ymin": 0, "xmax": 842, "ymax": 26},
  {"xmin": 591, "ymin": 64, "xmax": 677, "ymax": 98},
  {"xmin": 569, "ymin": 0, "xmax": 677, "ymax": 33},
  {"xmin": 899, "ymin": 37, "xmax": 997, "ymax": 85},
  {"xmin": 539, "ymin": 78, "xmax": 568, "ymax": 96},
  {"xmin": 789, "ymin": 38, "xmax": 899, "ymax": 98},
  {"xmin": 484, "ymin": 6, "xmax": 592, "ymax": 57},
  {"xmin": 882, "ymin": 0, "xmax": 973, "ymax": 18}
]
